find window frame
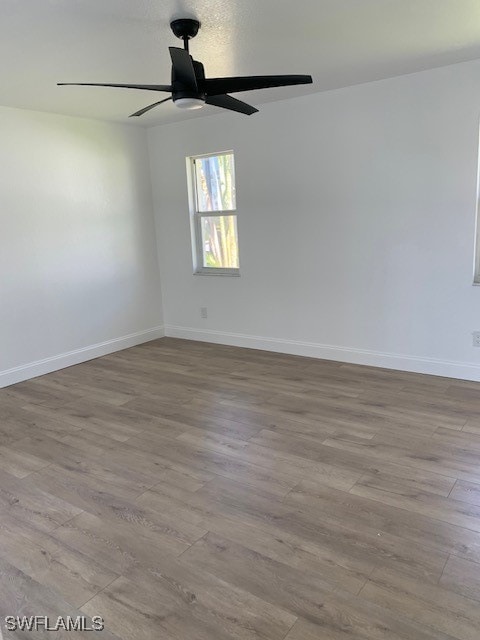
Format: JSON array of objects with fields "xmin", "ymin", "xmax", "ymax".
[
  {"xmin": 475, "ymin": 184, "xmax": 480, "ymax": 285},
  {"xmin": 187, "ymin": 151, "xmax": 240, "ymax": 277},
  {"xmin": 475, "ymin": 224, "xmax": 480, "ymax": 285},
  {"xmin": 473, "ymin": 124, "xmax": 480, "ymax": 284}
]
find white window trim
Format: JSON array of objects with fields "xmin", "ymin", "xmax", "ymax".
[
  {"xmin": 186, "ymin": 151, "xmax": 240, "ymax": 277},
  {"xmin": 474, "ymin": 224, "xmax": 480, "ymax": 285},
  {"xmin": 475, "ymin": 209, "xmax": 480, "ymax": 285},
  {"xmin": 473, "ymin": 125, "xmax": 480, "ymax": 285}
]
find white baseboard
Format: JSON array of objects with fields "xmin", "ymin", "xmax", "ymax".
[
  {"xmin": 0, "ymin": 325, "xmax": 165, "ymax": 389},
  {"xmin": 165, "ymin": 325, "xmax": 480, "ymax": 382}
]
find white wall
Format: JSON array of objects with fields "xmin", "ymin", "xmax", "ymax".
[
  {"xmin": 0, "ymin": 106, "xmax": 163, "ymax": 387},
  {"xmin": 148, "ymin": 59, "xmax": 480, "ymax": 381}
]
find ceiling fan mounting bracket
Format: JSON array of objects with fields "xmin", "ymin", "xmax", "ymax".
[{"xmin": 170, "ymin": 19, "xmax": 200, "ymax": 41}]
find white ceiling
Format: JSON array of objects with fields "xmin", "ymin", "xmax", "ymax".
[{"xmin": 1, "ymin": 0, "xmax": 480, "ymax": 126}]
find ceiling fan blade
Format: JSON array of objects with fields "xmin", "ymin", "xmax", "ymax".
[
  {"xmin": 57, "ymin": 83, "xmax": 172, "ymax": 92},
  {"xmin": 201, "ymin": 75, "xmax": 312, "ymax": 96},
  {"xmin": 169, "ymin": 47, "xmax": 198, "ymax": 90},
  {"xmin": 129, "ymin": 97, "xmax": 172, "ymax": 117},
  {"xmin": 206, "ymin": 94, "xmax": 258, "ymax": 116}
]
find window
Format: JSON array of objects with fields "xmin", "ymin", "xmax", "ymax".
[{"xmin": 188, "ymin": 151, "xmax": 240, "ymax": 275}]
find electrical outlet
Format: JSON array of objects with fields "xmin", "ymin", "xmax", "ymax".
[
  {"xmin": 473, "ymin": 331, "xmax": 480, "ymax": 347},
  {"xmin": 200, "ymin": 307, "xmax": 208, "ymax": 319}
]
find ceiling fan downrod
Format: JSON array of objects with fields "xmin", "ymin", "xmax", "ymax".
[{"xmin": 170, "ymin": 18, "xmax": 200, "ymax": 53}]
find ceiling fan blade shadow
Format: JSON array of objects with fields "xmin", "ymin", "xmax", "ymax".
[
  {"xmin": 206, "ymin": 94, "xmax": 258, "ymax": 115},
  {"xmin": 129, "ymin": 97, "xmax": 172, "ymax": 117},
  {"xmin": 57, "ymin": 83, "xmax": 172, "ymax": 92},
  {"xmin": 201, "ymin": 75, "xmax": 312, "ymax": 96}
]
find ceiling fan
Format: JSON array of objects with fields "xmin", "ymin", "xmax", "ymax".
[{"xmin": 58, "ymin": 18, "xmax": 313, "ymax": 117}]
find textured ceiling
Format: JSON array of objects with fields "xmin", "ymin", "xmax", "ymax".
[{"xmin": 1, "ymin": 0, "xmax": 480, "ymax": 126}]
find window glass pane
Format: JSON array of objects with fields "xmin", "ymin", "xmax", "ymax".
[
  {"xmin": 200, "ymin": 215, "xmax": 239, "ymax": 269},
  {"xmin": 194, "ymin": 153, "xmax": 236, "ymax": 212}
]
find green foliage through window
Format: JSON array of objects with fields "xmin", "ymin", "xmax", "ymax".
[{"xmin": 193, "ymin": 153, "xmax": 239, "ymax": 270}]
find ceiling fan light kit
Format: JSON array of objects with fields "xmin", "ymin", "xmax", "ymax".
[
  {"xmin": 174, "ymin": 97, "xmax": 205, "ymax": 110},
  {"xmin": 58, "ymin": 18, "xmax": 312, "ymax": 118}
]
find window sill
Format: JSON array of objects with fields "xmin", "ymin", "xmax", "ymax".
[{"xmin": 194, "ymin": 269, "xmax": 240, "ymax": 277}]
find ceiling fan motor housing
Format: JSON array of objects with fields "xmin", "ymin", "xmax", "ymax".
[
  {"xmin": 172, "ymin": 59, "xmax": 206, "ymax": 104},
  {"xmin": 170, "ymin": 19, "xmax": 201, "ymax": 41}
]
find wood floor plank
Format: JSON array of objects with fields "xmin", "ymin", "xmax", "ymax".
[
  {"xmin": 360, "ymin": 566, "xmax": 480, "ymax": 640},
  {"xmin": 183, "ymin": 532, "xmax": 455, "ymax": 640},
  {"xmin": 0, "ymin": 443, "xmax": 50, "ymax": 478},
  {"xmin": 127, "ymin": 431, "xmax": 299, "ymax": 497},
  {"xmin": 52, "ymin": 510, "xmax": 191, "ymax": 574},
  {"xmin": 1, "ymin": 337, "xmax": 480, "ymax": 639},
  {"xmin": 439, "ymin": 555, "xmax": 480, "ymax": 602},
  {"xmin": 463, "ymin": 420, "xmax": 480, "ymax": 435},
  {"xmin": 282, "ymin": 479, "xmax": 449, "ymax": 582},
  {"xmin": 173, "ymin": 426, "xmax": 363, "ymax": 490},
  {"xmin": 2, "ymin": 378, "xmax": 81, "ymax": 408},
  {"xmin": 137, "ymin": 484, "xmax": 370, "ymax": 595},
  {"xmin": 449, "ymin": 479, "xmax": 480, "ymax": 506},
  {"xmin": 182, "ymin": 530, "xmax": 340, "ymax": 625},
  {"xmin": 284, "ymin": 606, "xmax": 456, "ymax": 640},
  {"xmin": 0, "ymin": 511, "xmax": 118, "ymax": 608},
  {"xmin": 0, "ymin": 556, "xmax": 122, "ymax": 639},
  {"xmin": 29, "ymin": 398, "xmax": 159, "ymax": 442},
  {"xmin": 82, "ymin": 570, "xmax": 296, "ymax": 640},
  {"xmin": 353, "ymin": 465, "xmax": 456, "ymax": 497},
  {"xmin": 323, "ymin": 431, "xmax": 480, "ymax": 484},
  {"xmin": 350, "ymin": 481, "xmax": 480, "ymax": 533},
  {"xmin": 31, "ymin": 465, "xmax": 207, "ymax": 549},
  {"xmin": 0, "ymin": 468, "xmax": 82, "ymax": 532}
]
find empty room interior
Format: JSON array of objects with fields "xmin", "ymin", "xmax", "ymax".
[{"xmin": 2, "ymin": 1, "xmax": 480, "ymax": 638}]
